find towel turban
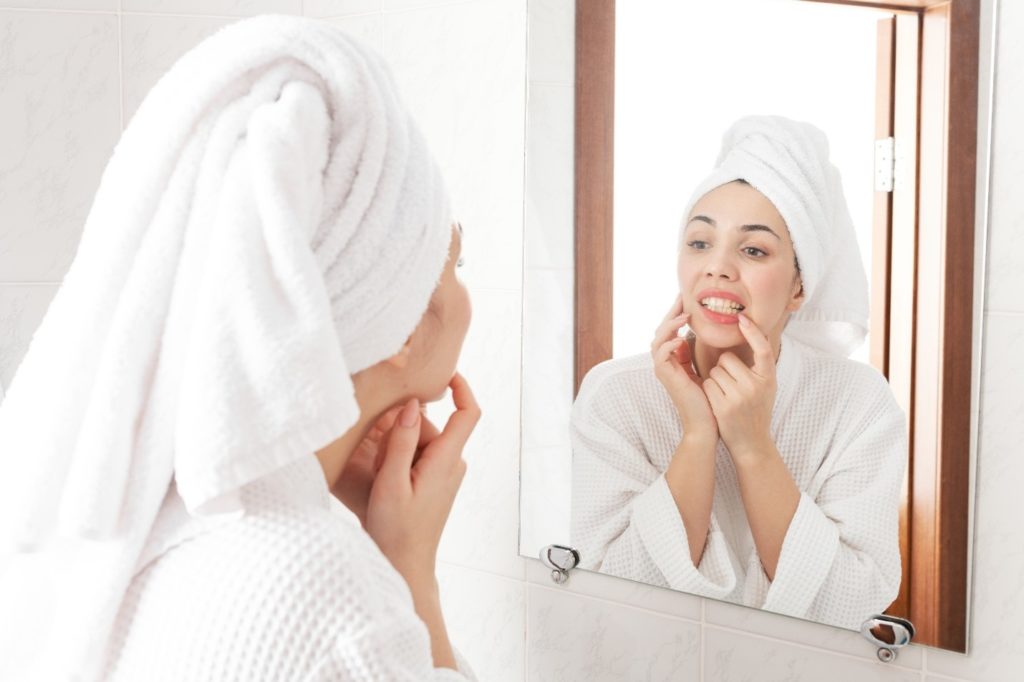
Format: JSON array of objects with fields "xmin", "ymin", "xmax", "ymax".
[{"xmin": 679, "ymin": 115, "xmax": 870, "ymax": 358}]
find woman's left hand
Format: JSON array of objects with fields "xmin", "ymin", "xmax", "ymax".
[
  {"xmin": 701, "ymin": 313, "xmax": 777, "ymax": 459},
  {"xmin": 331, "ymin": 403, "xmax": 438, "ymax": 527}
]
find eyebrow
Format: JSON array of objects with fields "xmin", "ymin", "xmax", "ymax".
[{"xmin": 687, "ymin": 215, "xmax": 781, "ymax": 241}]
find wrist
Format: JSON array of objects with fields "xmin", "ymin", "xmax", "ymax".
[
  {"xmin": 679, "ymin": 431, "xmax": 718, "ymax": 452},
  {"xmin": 727, "ymin": 435, "xmax": 776, "ymax": 466}
]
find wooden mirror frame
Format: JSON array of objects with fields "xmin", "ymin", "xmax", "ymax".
[{"xmin": 573, "ymin": 0, "xmax": 980, "ymax": 652}]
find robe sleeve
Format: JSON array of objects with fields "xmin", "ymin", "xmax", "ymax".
[
  {"xmin": 309, "ymin": 616, "xmax": 477, "ymax": 681},
  {"xmin": 570, "ymin": 370, "xmax": 738, "ymax": 598},
  {"xmin": 760, "ymin": 389, "xmax": 907, "ymax": 629}
]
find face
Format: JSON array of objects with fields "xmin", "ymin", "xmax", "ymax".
[
  {"xmin": 678, "ymin": 181, "xmax": 803, "ymax": 348},
  {"xmin": 403, "ymin": 223, "xmax": 472, "ymax": 402}
]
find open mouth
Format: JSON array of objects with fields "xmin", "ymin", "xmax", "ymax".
[{"xmin": 699, "ymin": 297, "xmax": 745, "ymax": 315}]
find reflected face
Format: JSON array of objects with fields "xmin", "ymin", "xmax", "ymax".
[
  {"xmin": 678, "ymin": 181, "xmax": 803, "ymax": 347},
  {"xmin": 406, "ymin": 224, "xmax": 472, "ymax": 401}
]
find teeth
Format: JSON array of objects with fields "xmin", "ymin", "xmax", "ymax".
[{"xmin": 700, "ymin": 297, "xmax": 744, "ymax": 314}]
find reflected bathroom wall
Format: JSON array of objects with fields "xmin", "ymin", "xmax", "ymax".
[{"xmin": 614, "ymin": 0, "xmax": 880, "ymax": 364}]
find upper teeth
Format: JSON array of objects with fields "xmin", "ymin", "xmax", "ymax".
[{"xmin": 701, "ymin": 297, "xmax": 744, "ymax": 314}]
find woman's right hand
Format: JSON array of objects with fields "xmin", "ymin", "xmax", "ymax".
[
  {"xmin": 651, "ymin": 294, "xmax": 718, "ymax": 443},
  {"xmin": 364, "ymin": 372, "xmax": 481, "ymax": 589}
]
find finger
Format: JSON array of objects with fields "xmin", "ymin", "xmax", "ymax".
[
  {"xmin": 378, "ymin": 398, "xmax": 422, "ymax": 491},
  {"xmin": 673, "ymin": 338, "xmax": 700, "ymax": 380},
  {"xmin": 651, "ymin": 313, "xmax": 692, "ymax": 351},
  {"xmin": 418, "ymin": 414, "xmax": 442, "ymax": 447},
  {"xmin": 702, "ymin": 377, "xmax": 725, "ymax": 407},
  {"xmin": 708, "ymin": 365, "xmax": 737, "ymax": 394},
  {"xmin": 737, "ymin": 313, "xmax": 774, "ymax": 377},
  {"xmin": 654, "ymin": 336, "xmax": 686, "ymax": 365},
  {"xmin": 376, "ymin": 406, "xmax": 402, "ymax": 434},
  {"xmin": 715, "ymin": 351, "xmax": 754, "ymax": 386},
  {"xmin": 423, "ymin": 373, "xmax": 481, "ymax": 460}
]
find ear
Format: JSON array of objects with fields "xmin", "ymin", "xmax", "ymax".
[
  {"xmin": 383, "ymin": 339, "xmax": 413, "ymax": 370},
  {"xmin": 787, "ymin": 278, "xmax": 805, "ymax": 312}
]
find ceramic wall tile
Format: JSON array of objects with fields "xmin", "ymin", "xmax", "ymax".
[
  {"xmin": 0, "ymin": 11, "xmax": 119, "ymax": 282},
  {"xmin": 525, "ymin": 558, "xmax": 702, "ymax": 623},
  {"xmin": 521, "ymin": 267, "xmax": 573, "ymax": 449},
  {"xmin": 305, "ymin": 0, "xmax": 380, "ymax": 18},
  {"xmin": 925, "ymin": 312, "xmax": 1024, "ymax": 681},
  {"xmin": 518, "ymin": 444, "xmax": 571, "ymax": 558},
  {"xmin": 437, "ymin": 561, "xmax": 526, "ymax": 682},
  {"xmin": 704, "ymin": 599, "xmax": 923, "ymax": 670},
  {"xmin": 981, "ymin": 0, "xmax": 1024, "ymax": 314},
  {"xmin": 527, "ymin": 582, "xmax": 700, "ymax": 681},
  {"xmin": 524, "ymin": 83, "xmax": 573, "ymax": 271},
  {"xmin": 121, "ymin": 13, "xmax": 233, "ymax": 123},
  {"xmin": 122, "ymin": 0, "xmax": 301, "ymax": 16},
  {"xmin": 430, "ymin": 288, "xmax": 525, "ymax": 580},
  {"xmin": 526, "ymin": 0, "xmax": 572, "ymax": 85},
  {"xmin": 0, "ymin": 285, "xmax": 57, "ymax": 388},
  {"xmin": 324, "ymin": 12, "xmax": 381, "ymax": 52},
  {"xmin": 382, "ymin": 0, "xmax": 525, "ymax": 291},
  {"xmin": 704, "ymin": 622, "xmax": 921, "ymax": 675},
  {"xmin": 704, "ymin": 627, "xmax": 922, "ymax": 682},
  {"xmin": 0, "ymin": 1, "xmax": 116, "ymax": 9}
]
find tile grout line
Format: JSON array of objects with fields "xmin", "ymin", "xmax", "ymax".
[
  {"xmin": 699, "ymin": 599, "xmax": 705, "ymax": 680},
  {"xmin": 118, "ymin": 0, "xmax": 123, "ymax": 131},
  {"xmin": 699, "ymin": 622, "xmax": 927, "ymax": 674}
]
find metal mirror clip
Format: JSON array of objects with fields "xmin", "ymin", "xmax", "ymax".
[
  {"xmin": 539, "ymin": 544, "xmax": 580, "ymax": 585},
  {"xmin": 860, "ymin": 614, "xmax": 916, "ymax": 663}
]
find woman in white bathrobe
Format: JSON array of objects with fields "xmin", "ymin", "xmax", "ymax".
[
  {"xmin": 571, "ymin": 116, "xmax": 907, "ymax": 631},
  {"xmin": 0, "ymin": 16, "xmax": 480, "ymax": 682}
]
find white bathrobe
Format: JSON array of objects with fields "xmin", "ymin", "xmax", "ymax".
[
  {"xmin": 102, "ymin": 454, "xmax": 476, "ymax": 681},
  {"xmin": 570, "ymin": 333, "xmax": 907, "ymax": 630}
]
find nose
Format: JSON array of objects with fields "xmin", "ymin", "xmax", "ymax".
[{"xmin": 704, "ymin": 249, "xmax": 738, "ymax": 280}]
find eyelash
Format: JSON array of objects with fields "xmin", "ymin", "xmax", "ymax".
[
  {"xmin": 686, "ymin": 241, "xmax": 768, "ymax": 258},
  {"xmin": 456, "ymin": 257, "xmax": 465, "ymax": 268}
]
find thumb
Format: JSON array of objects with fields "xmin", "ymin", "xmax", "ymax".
[{"xmin": 378, "ymin": 398, "xmax": 421, "ymax": 491}]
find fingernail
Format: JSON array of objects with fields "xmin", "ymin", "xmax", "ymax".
[
  {"xmin": 400, "ymin": 398, "xmax": 420, "ymax": 427},
  {"xmin": 738, "ymin": 313, "xmax": 749, "ymax": 326}
]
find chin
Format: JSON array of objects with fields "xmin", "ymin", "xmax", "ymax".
[{"xmin": 691, "ymin": 320, "xmax": 744, "ymax": 347}]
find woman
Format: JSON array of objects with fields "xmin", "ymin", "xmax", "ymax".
[
  {"xmin": 0, "ymin": 16, "xmax": 478, "ymax": 681},
  {"xmin": 571, "ymin": 116, "xmax": 907, "ymax": 630}
]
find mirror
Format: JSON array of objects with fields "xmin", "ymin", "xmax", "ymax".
[{"xmin": 520, "ymin": 0, "xmax": 990, "ymax": 654}]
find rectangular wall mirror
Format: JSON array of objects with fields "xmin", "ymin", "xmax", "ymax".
[{"xmin": 519, "ymin": 0, "xmax": 993, "ymax": 654}]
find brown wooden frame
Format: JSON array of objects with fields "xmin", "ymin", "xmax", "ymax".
[{"xmin": 573, "ymin": 0, "xmax": 979, "ymax": 652}]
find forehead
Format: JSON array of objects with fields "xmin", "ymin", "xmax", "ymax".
[{"xmin": 688, "ymin": 182, "xmax": 790, "ymax": 238}]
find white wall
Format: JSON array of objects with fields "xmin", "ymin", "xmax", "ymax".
[{"xmin": 0, "ymin": 1, "xmax": 1020, "ymax": 681}]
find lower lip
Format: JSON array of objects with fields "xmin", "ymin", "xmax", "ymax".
[{"xmin": 700, "ymin": 304, "xmax": 742, "ymax": 325}]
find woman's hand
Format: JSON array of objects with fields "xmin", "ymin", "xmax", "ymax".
[
  {"xmin": 651, "ymin": 293, "xmax": 718, "ymax": 443},
  {"xmin": 701, "ymin": 313, "xmax": 777, "ymax": 460},
  {"xmin": 332, "ymin": 404, "xmax": 435, "ymax": 528},
  {"xmin": 364, "ymin": 372, "xmax": 481, "ymax": 587}
]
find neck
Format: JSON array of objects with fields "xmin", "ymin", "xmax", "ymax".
[{"xmin": 314, "ymin": 373, "xmax": 393, "ymax": 489}]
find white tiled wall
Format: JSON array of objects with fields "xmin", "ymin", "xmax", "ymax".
[{"xmin": 0, "ymin": 1, "xmax": 1020, "ymax": 681}]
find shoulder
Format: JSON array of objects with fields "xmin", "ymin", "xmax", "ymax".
[
  {"xmin": 573, "ymin": 353, "xmax": 667, "ymax": 420},
  {"xmin": 788, "ymin": 339, "xmax": 904, "ymax": 430}
]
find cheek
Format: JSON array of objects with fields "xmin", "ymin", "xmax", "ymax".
[{"xmin": 748, "ymin": 268, "xmax": 795, "ymax": 312}]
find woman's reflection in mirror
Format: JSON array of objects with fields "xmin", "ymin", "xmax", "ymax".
[{"xmin": 571, "ymin": 115, "xmax": 907, "ymax": 630}]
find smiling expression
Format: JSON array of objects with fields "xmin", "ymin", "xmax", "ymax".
[{"xmin": 678, "ymin": 180, "xmax": 804, "ymax": 347}]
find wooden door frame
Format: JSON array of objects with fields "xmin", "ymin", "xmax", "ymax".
[{"xmin": 573, "ymin": 0, "xmax": 979, "ymax": 652}]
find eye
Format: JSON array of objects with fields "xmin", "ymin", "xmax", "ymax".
[
  {"xmin": 742, "ymin": 246, "xmax": 767, "ymax": 258},
  {"xmin": 686, "ymin": 240, "xmax": 710, "ymax": 250}
]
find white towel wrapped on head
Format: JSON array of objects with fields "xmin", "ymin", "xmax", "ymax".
[
  {"xmin": 679, "ymin": 115, "xmax": 870, "ymax": 358},
  {"xmin": 0, "ymin": 15, "xmax": 453, "ymax": 680}
]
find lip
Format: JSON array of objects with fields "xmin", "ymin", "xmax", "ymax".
[
  {"xmin": 695, "ymin": 288, "xmax": 746, "ymax": 326},
  {"xmin": 696, "ymin": 288, "xmax": 746, "ymax": 307}
]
